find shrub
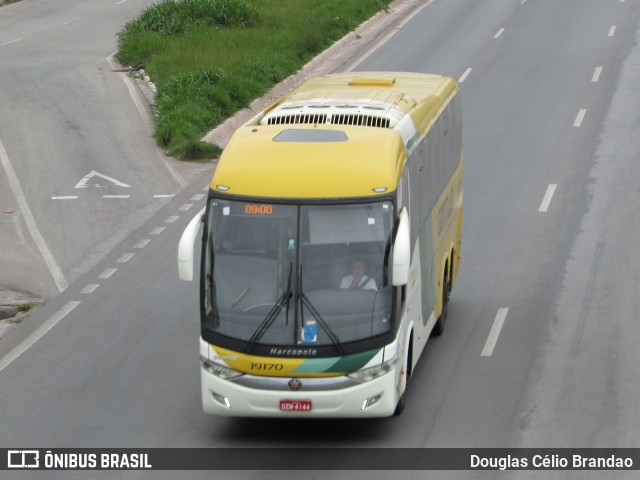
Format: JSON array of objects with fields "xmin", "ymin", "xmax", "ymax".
[{"xmin": 117, "ymin": 0, "xmax": 392, "ymax": 160}]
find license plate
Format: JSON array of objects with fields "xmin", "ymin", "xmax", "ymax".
[{"xmin": 279, "ymin": 399, "xmax": 312, "ymax": 412}]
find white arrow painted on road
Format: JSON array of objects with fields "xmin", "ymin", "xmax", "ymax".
[{"xmin": 74, "ymin": 170, "xmax": 131, "ymax": 189}]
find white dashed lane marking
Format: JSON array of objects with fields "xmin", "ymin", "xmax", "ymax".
[
  {"xmin": 573, "ymin": 109, "xmax": 587, "ymax": 127},
  {"xmin": 481, "ymin": 308, "xmax": 509, "ymax": 357},
  {"xmin": 458, "ymin": 68, "xmax": 473, "ymax": 83},
  {"xmin": 538, "ymin": 184, "xmax": 557, "ymax": 213},
  {"xmin": 133, "ymin": 239, "xmax": 151, "ymax": 249},
  {"xmin": 98, "ymin": 268, "xmax": 117, "ymax": 279},
  {"xmin": 116, "ymin": 253, "xmax": 135, "ymax": 263},
  {"xmin": 81, "ymin": 284, "xmax": 100, "ymax": 294},
  {"xmin": 592, "ymin": 67, "xmax": 603, "ymax": 82}
]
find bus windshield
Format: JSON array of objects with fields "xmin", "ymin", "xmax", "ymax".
[{"xmin": 203, "ymin": 198, "xmax": 395, "ymax": 349}]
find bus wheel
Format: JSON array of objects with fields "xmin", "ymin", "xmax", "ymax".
[{"xmin": 432, "ymin": 280, "xmax": 450, "ymax": 337}]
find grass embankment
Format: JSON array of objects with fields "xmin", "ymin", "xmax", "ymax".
[{"xmin": 116, "ymin": 0, "xmax": 392, "ymax": 160}]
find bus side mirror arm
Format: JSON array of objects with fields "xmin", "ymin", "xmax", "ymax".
[
  {"xmin": 392, "ymin": 207, "xmax": 410, "ymax": 286},
  {"xmin": 178, "ymin": 207, "xmax": 206, "ymax": 282}
]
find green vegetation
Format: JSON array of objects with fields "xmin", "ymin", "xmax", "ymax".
[
  {"xmin": 16, "ymin": 303, "xmax": 34, "ymax": 313},
  {"xmin": 117, "ymin": 0, "xmax": 392, "ymax": 160}
]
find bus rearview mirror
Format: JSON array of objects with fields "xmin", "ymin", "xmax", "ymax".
[
  {"xmin": 392, "ymin": 207, "xmax": 410, "ymax": 286},
  {"xmin": 178, "ymin": 207, "xmax": 205, "ymax": 282}
]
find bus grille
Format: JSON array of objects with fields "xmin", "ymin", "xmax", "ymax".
[
  {"xmin": 267, "ymin": 114, "xmax": 328, "ymax": 125},
  {"xmin": 331, "ymin": 114, "xmax": 390, "ymax": 128},
  {"xmin": 266, "ymin": 113, "xmax": 390, "ymax": 128}
]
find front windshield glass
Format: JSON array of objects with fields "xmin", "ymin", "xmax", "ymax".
[{"xmin": 203, "ymin": 198, "xmax": 394, "ymax": 348}]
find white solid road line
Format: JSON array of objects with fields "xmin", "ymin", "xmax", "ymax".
[
  {"xmin": 481, "ymin": 308, "xmax": 509, "ymax": 357},
  {"xmin": 0, "ymin": 138, "xmax": 68, "ymax": 292},
  {"xmin": 0, "ymin": 38, "xmax": 23, "ymax": 47},
  {"xmin": 538, "ymin": 184, "xmax": 557, "ymax": 213},
  {"xmin": 0, "ymin": 301, "xmax": 80, "ymax": 373},
  {"xmin": 106, "ymin": 53, "xmax": 187, "ymax": 189}
]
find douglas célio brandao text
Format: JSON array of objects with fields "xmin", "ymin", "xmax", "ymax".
[{"xmin": 470, "ymin": 453, "xmax": 634, "ymax": 470}]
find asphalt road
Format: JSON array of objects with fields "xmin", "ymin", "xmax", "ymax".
[
  {"xmin": 0, "ymin": 0, "xmax": 207, "ymax": 297},
  {"xmin": 1, "ymin": 0, "xmax": 640, "ymax": 479}
]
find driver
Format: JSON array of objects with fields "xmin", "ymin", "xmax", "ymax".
[{"xmin": 339, "ymin": 258, "xmax": 377, "ymax": 291}]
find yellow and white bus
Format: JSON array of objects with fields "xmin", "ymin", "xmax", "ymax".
[{"xmin": 179, "ymin": 72, "xmax": 463, "ymax": 417}]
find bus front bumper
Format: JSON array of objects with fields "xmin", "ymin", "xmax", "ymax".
[{"xmin": 201, "ymin": 366, "xmax": 400, "ymax": 418}]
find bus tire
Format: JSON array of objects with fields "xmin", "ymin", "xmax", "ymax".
[{"xmin": 432, "ymin": 280, "xmax": 450, "ymax": 337}]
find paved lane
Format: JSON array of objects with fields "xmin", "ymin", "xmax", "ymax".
[
  {"xmin": 353, "ymin": 0, "xmax": 640, "ymax": 455},
  {"xmin": 0, "ymin": 0, "xmax": 202, "ymax": 296}
]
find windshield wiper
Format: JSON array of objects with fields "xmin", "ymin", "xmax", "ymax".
[
  {"xmin": 245, "ymin": 263, "xmax": 293, "ymax": 353},
  {"xmin": 299, "ymin": 292, "xmax": 345, "ymax": 355}
]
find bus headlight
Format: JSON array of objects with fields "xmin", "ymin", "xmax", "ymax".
[
  {"xmin": 200, "ymin": 356, "xmax": 244, "ymax": 380},
  {"xmin": 347, "ymin": 356, "xmax": 398, "ymax": 383}
]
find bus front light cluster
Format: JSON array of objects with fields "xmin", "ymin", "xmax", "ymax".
[
  {"xmin": 211, "ymin": 391, "xmax": 232, "ymax": 409},
  {"xmin": 362, "ymin": 393, "xmax": 383, "ymax": 410},
  {"xmin": 200, "ymin": 356, "xmax": 244, "ymax": 380},
  {"xmin": 347, "ymin": 356, "xmax": 399, "ymax": 383}
]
